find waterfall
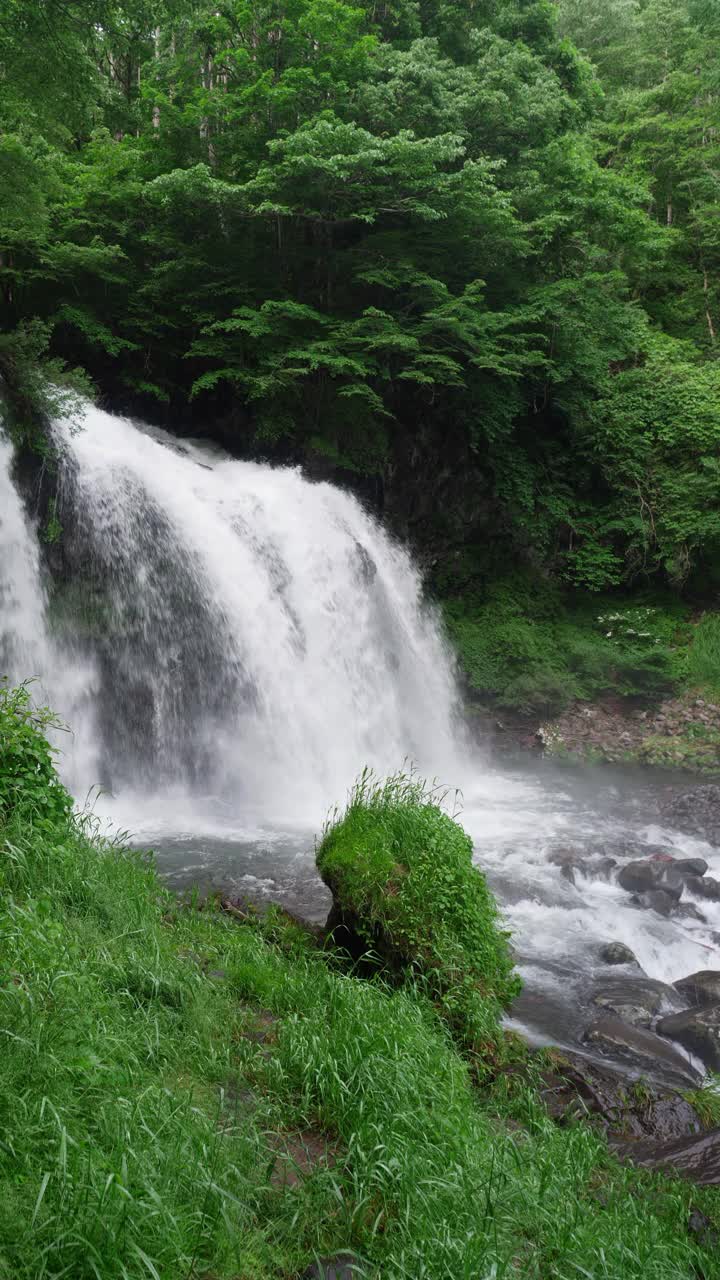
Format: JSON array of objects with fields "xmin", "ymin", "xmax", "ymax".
[
  {"xmin": 1, "ymin": 404, "xmax": 464, "ymax": 822},
  {"xmin": 0, "ymin": 434, "xmax": 53, "ymax": 687}
]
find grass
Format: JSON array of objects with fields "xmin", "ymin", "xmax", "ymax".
[
  {"xmin": 2, "ymin": 695, "xmax": 720, "ymax": 1278},
  {"xmin": 689, "ymin": 613, "xmax": 720, "ymax": 697},
  {"xmin": 316, "ymin": 769, "xmax": 519, "ymax": 1067}
]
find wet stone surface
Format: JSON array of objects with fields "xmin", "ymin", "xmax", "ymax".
[
  {"xmin": 658, "ymin": 1004, "xmax": 720, "ymax": 1073},
  {"xmin": 611, "ymin": 1128, "xmax": 720, "ymax": 1187},
  {"xmin": 583, "ymin": 1015, "xmax": 701, "ymax": 1088},
  {"xmin": 675, "ymin": 969, "xmax": 720, "ymax": 1007}
]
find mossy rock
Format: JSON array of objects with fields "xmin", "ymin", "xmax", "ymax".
[{"xmin": 316, "ymin": 771, "xmax": 520, "ymax": 1054}]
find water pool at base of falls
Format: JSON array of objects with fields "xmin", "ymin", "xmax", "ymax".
[{"xmin": 2, "ymin": 403, "xmax": 718, "ymax": 1082}]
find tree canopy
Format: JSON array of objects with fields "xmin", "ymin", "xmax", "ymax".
[{"xmin": 1, "ymin": 0, "xmax": 718, "ymax": 590}]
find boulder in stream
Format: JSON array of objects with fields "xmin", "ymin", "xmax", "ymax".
[
  {"xmin": 583, "ymin": 1015, "xmax": 701, "ymax": 1087},
  {"xmin": 675, "ymin": 970, "xmax": 720, "ymax": 1007},
  {"xmin": 658, "ymin": 1005, "xmax": 720, "ymax": 1072},
  {"xmin": 685, "ymin": 874, "xmax": 720, "ymax": 901},
  {"xmin": 674, "ymin": 857, "xmax": 710, "ymax": 878},
  {"xmin": 590, "ymin": 977, "xmax": 682, "ymax": 1027},
  {"xmin": 634, "ymin": 888, "xmax": 677, "ymax": 917},
  {"xmin": 599, "ymin": 942, "xmax": 639, "ymax": 967},
  {"xmin": 617, "ymin": 859, "xmax": 684, "ymax": 899}
]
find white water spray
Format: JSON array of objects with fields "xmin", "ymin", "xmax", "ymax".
[
  {"xmin": 0, "ymin": 435, "xmax": 52, "ymax": 686},
  {"xmin": 47, "ymin": 404, "xmax": 464, "ymax": 821}
]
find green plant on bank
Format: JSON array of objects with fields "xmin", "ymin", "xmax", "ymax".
[
  {"xmin": 689, "ymin": 614, "xmax": 720, "ymax": 698},
  {"xmin": 317, "ymin": 767, "xmax": 521, "ymax": 1066},
  {"xmin": 442, "ymin": 573, "xmax": 693, "ymax": 717},
  {"xmin": 1, "ymin": 690, "xmax": 719, "ymax": 1277},
  {"xmin": 0, "ymin": 680, "xmax": 73, "ymax": 829},
  {"xmin": 685, "ymin": 1078, "xmax": 720, "ymax": 1130}
]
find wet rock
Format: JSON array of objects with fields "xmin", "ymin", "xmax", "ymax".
[
  {"xmin": 300, "ymin": 1255, "xmax": 364, "ymax": 1279},
  {"xmin": 611, "ymin": 1128, "xmax": 720, "ymax": 1186},
  {"xmin": 674, "ymin": 857, "xmax": 710, "ymax": 878},
  {"xmin": 599, "ymin": 942, "xmax": 639, "ymax": 966},
  {"xmin": 675, "ymin": 901, "xmax": 707, "ymax": 924},
  {"xmin": 675, "ymin": 970, "xmax": 720, "ymax": 1007},
  {"xmin": 661, "ymin": 785, "xmax": 720, "ymax": 846},
  {"xmin": 635, "ymin": 889, "xmax": 677, "ymax": 917},
  {"xmin": 590, "ymin": 977, "xmax": 682, "ymax": 1027},
  {"xmin": 549, "ymin": 851, "xmax": 616, "ymax": 886},
  {"xmin": 539, "ymin": 1049, "xmax": 700, "ymax": 1141},
  {"xmin": 658, "ymin": 1005, "xmax": 720, "ymax": 1072},
  {"xmin": 583, "ymin": 1015, "xmax": 701, "ymax": 1087},
  {"xmin": 617, "ymin": 860, "xmax": 684, "ymax": 900},
  {"xmin": 686, "ymin": 875, "xmax": 720, "ymax": 901}
]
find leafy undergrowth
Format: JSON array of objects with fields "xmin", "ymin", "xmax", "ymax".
[
  {"xmin": 2, "ymin": 689, "xmax": 720, "ymax": 1278},
  {"xmin": 440, "ymin": 571, "xmax": 717, "ymax": 718}
]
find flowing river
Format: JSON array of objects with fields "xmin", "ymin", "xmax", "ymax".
[{"xmin": 2, "ymin": 404, "xmax": 718, "ymax": 1074}]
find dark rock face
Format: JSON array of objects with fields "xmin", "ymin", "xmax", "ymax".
[
  {"xmin": 539, "ymin": 1050, "xmax": 700, "ymax": 1142},
  {"xmin": 658, "ymin": 1005, "xmax": 720, "ymax": 1072},
  {"xmin": 674, "ymin": 858, "xmax": 710, "ymax": 878},
  {"xmin": 300, "ymin": 1255, "xmax": 364, "ymax": 1279},
  {"xmin": 599, "ymin": 942, "xmax": 639, "ymax": 967},
  {"xmin": 675, "ymin": 970, "xmax": 720, "ymax": 1007},
  {"xmin": 583, "ymin": 1015, "xmax": 701, "ymax": 1087},
  {"xmin": 617, "ymin": 860, "xmax": 683, "ymax": 900},
  {"xmin": 686, "ymin": 875, "xmax": 720, "ymax": 901},
  {"xmin": 611, "ymin": 1128, "xmax": 720, "ymax": 1187},
  {"xmin": 661, "ymin": 785, "xmax": 720, "ymax": 846},
  {"xmin": 590, "ymin": 977, "xmax": 682, "ymax": 1027},
  {"xmin": 635, "ymin": 889, "xmax": 676, "ymax": 917}
]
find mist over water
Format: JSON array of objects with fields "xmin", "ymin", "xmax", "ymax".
[{"xmin": 2, "ymin": 403, "xmax": 719, "ymax": 1071}]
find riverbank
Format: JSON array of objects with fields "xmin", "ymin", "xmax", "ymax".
[
  {"xmin": 443, "ymin": 578, "xmax": 720, "ymax": 778},
  {"xmin": 2, "ymin": 687, "xmax": 720, "ymax": 1278}
]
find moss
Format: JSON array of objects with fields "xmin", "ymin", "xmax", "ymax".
[{"xmin": 316, "ymin": 770, "xmax": 520, "ymax": 1064}]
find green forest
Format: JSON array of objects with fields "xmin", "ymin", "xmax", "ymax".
[{"xmin": 1, "ymin": 0, "xmax": 720, "ymax": 721}]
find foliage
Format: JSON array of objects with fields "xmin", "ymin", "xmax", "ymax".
[
  {"xmin": 316, "ymin": 768, "xmax": 520, "ymax": 1060},
  {"xmin": 689, "ymin": 614, "xmax": 720, "ymax": 697},
  {"xmin": 0, "ymin": 0, "xmax": 718, "ymax": 591},
  {"xmin": 0, "ymin": 681, "xmax": 73, "ymax": 829},
  {"xmin": 443, "ymin": 576, "xmax": 691, "ymax": 715},
  {"xmin": 1, "ymin": 693, "xmax": 719, "ymax": 1276}
]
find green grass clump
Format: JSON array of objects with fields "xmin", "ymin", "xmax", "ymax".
[
  {"xmin": 316, "ymin": 769, "xmax": 520, "ymax": 1062},
  {"xmin": 689, "ymin": 613, "xmax": 720, "ymax": 696},
  {"xmin": 2, "ymin": 689, "xmax": 720, "ymax": 1278}
]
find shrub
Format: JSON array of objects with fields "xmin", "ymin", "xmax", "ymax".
[
  {"xmin": 0, "ymin": 681, "xmax": 73, "ymax": 829},
  {"xmin": 316, "ymin": 769, "xmax": 520, "ymax": 1060}
]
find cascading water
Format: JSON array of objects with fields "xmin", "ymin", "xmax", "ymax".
[
  {"xmin": 0, "ymin": 434, "xmax": 53, "ymax": 686},
  {"xmin": 2, "ymin": 402, "xmax": 720, "ymax": 1081},
  {"xmin": 47, "ymin": 404, "xmax": 464, "ymax": 821}
]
